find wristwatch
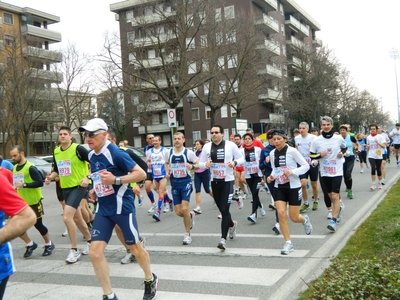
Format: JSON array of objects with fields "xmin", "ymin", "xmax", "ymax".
[
  {"xmin": 115, "ymin": 177, "xmax": 122, "ymax": 185},
  {"xmin": 23, "ymin": 183, "xmax": 27, "ymax": 188}
]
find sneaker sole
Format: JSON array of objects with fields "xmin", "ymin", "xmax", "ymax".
[
  {"xmin": 281, "ymin": 249, "xmax": 293, "ymax": 255},
  {"xmin": 152, "ymin": 215, "xmax": 161, "ymax": 222},
  {"xmin": 193, "ymin": 210, "xmax": 202, "ymax": 215},
  {"xmin": 217, "ymin": 244, "xmax": 226, "ymax": 250},
  {"xmin": 272, "ymin": 227, "xmax": 280, "ymax": 235},
  {"xmin": 327, "ymin": 225, "xmax": 336, "ymax": 232},
  {"xmin": 247, "ymin": 216, "xmax": 256, "ymax": 223}
]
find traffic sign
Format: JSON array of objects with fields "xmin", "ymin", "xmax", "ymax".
[{"xmin": 167, "ymin": 108, "xmax": 176, "ymax": 127}]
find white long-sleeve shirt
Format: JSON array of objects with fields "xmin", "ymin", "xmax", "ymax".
[
  {"xmin": 240, "ymin": 146, "xmax": 263, "ymax": 179},
  {"xmin": 198, "ymin": 140, "xmax": 244, "ymax": 182},
  {"xmin": 269, "ymin": 146, "xmax": 309, "ymax": 189}
]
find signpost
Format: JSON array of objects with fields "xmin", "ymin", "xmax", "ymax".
[{"xmin": 167, "ymin": 109, "xmax": 176, "ymax": 128}]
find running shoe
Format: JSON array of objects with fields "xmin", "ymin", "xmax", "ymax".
[
  {"xmin": 247, "ymin": 213, "xmax": 256, "ymax": 223},
  {"xmin": 237, "ymin": 197, "xmax": 244, "ymax": 209},
  {"xmin": 360, "ymin": 169, "xmax": 364, "ymax": 173},
  {"xmin": 327, "ymin": 220, "xmax": 337, "ymax": 232},
  {"xmin": 378, "ymin": 183, "xmax": 383, "ymax": 190},
  {"xmin": 65, "ymin": 249, "xmax": 81, "ymax": 264},
  {"xmin": 347, "ymin": 189, "xmax": 354, "ymax": 199},
  {"xmin": 300, "ymin": 202, "xmax": 310, "ymax": 212},
  {"xmin": 24, "ymin": 242, "xmax": 38, "ymax": 258},
  {"xmin": 120, "ymin": 250, "xmax": 136, "ymax": 264},
  {"xmin": 102, "ymin": 293, "xmax": 118, "ymax": 300},
  {"xmin": 370, "ymin": 184, "xmax": 376, "ymax": 191},
  {"xmin": 62, "ymin": 228, "xmax": 68, "ymax": 237},
  {"xmin": 312, "ymin": 201, "xmax": 319, "ymax": 211},
  {"xmin": 169, "ymin": 201, "xmax": 174, "ymax": 212},
  {"xmin": 183, "ymin": 233, "xmax": 192, "ymax": 245},
  {"xmin": 152, "ymin": 211, "xmax": 161, "ymax": 222},
  {"xmin": 42, "ymin": 243, "xmax": 55, "ymax": 257},
  {"xmin": 217, "ymin": 213, "xmax": 222, "ymax": 219},
  {"xmin": 381, "ymin": 179, "xmax": 385, "ymax": 185},
  {"xmin": 228, "ymin": 221, "xmax": 237, "ymax": 239},
  {"xmin": 140, "ymin": 236, "xmax": 146, "ymax": 248},
  {"xmin": 190, "ymin": 211, "xmax": 195, "ymax": 230},
  {"xmin": 163, "ymin": 203, "xmax": 170, "ymax": 213},
  {"xmin": 147, "ymin": 203, "xmax": 157, "ymax": 213},
  {"xmin": 232, "ymin": 193, "xmax": 239, "ymax": 201},
  {"xmin": 268, "ymin": 203, "xmax": 276, "ymax": 210},
  {"xmin": 258, "ymin": 204, "xmax": 266, "ymax": 216},
  {"xmin": 143, "ymin": 273, "xmax": 158, "ymax": 300},
  {"xmin": 138, "ymin": 195, "xmax": 143, "ymax": 206},
  {"xmin": 82, "ymin": 242, "xmax": 91, "ymax": 255},
  {"xmin": 217, "ymin": 238, "xmax": 226, "ymax": 250},
  {"xmin": 327, "ymin": 210, "xmax": 333, "ymax": 219},
  {"xmin": 243, "ymin": 193, "xmax": 248, "ymax": 200},
  {"xmin": 193, "ymin": 206, "xmax": 202, "ymax": 214},
  {"xmin": 302, "ymin": 215, "xmax": 312, "ymax": 235},
  {"xmin": 272, "ymin": 223, "xmax": 280, "ymax": 235},
  {"xmin": 281, "ymin": 241, "xmax": 294, "ymax": 255}
]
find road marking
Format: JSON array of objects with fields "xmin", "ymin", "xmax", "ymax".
[
  {"xmin": 5, "ymin": 282, "xmax": 260, "ymax": 300},
  {"xmin": 13, "ymin": 259, "xmax": 288, "ymax": 286}
]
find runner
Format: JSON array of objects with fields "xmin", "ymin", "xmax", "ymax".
[
  {"xmin": 366, "ymin": 124, "xmax": 387, "ymax": 191},
  {"xmin": 389, "ymin": 123, "xmax": 400, "ymax": 166}
]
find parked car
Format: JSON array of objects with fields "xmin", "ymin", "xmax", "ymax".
[
  {"xmin": 26, "ymin": 157, "xmax": 53, "ymax": 180},
  {"xmin": 81, "ymin": 144, "xmax": 146, "ymax": 161}
]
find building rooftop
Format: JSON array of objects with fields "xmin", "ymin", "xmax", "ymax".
[{"xmin": 0, "ymin": 1, "xmax": 60, "ymax": 24}]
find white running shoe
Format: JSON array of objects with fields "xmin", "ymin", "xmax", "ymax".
[
  {"xmin": 237, "ymin": 197, "xmax": 244, "ymax": 209},
  {"xmin": 65, "ymin": 250, "xmax": 81, "ymax": 264},
  {"xmin": 272, "ymin": 223, "xmax": 280, "ymax": 235},
  {"xmin": 228, "ymin": 221, "xmax": 237, "ymax": 239},
  {"xmin": 217, "ymin": 238, "xmax": 226, "ymax": 250},
  {"xmin": 281, "ymin": 241, "xmax": 294, "ymax": 255},
  {"xmin": 217, "ymin": 213, "xmax": 222, "ymax": 219},
  {"xmin": 247, "ymin": 213, "xmax": 256, "ymax": 223},
  {"xmin": 360, "ymin": 169, "xmax": 364, "ymax": 173},
  {"xmin": 258, "ymin": 204, "xmax": 266, "ymax": 216},
  {"xmin": 120, "ymin": 251, "xmax": 136, "ymax": 264},
  {"xmin": 302, "ymin": 215, "xmax": 312, "ymax": 235},
  {"xmin": 147, "ymin": 203, "xmax": 157, "ymax": 213},
  {"xmin": 190, "ymin": 211, "xmax": 195, "ymax": 230},
  {"xmin": 163, "ymin": 203, "xmax": 170, "ymax": 213},
  {"xmin": 327, "ymin": 210, "xmax": 333, "ymax": 219},
  {"xmin": 183, "ymin": 233, "xmax": 192, "ymax": 245},
  {"xmin": 82, "ymin": 243, "xmax": 91, "ymax": 255},
  {"xmin": 62, "ymin": 228, "xmax": 68, "ymax": 237},
  {"xmin": 192, "ymin": 206, "xmax": 202, "ymax": 214}
]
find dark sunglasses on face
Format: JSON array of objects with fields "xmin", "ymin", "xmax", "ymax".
[
  {"xmin": 210, "ymin": 131, "xmax": 220, "ymax": 134},
  {"xmin": 85, "ymin": 131, "xmax": 103, "ymax": 138}
]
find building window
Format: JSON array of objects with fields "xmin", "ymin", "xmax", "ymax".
[
  {"xmin": 223, "ymin": 129, "xmax": 229, "ymax": 140},
  {"xmin": 200, "ymin": 35, "xmax": 207, "ymax": 48},
  {"xmin": 206, "ymin": 130, "xmax": 211, "ymax": 141},
  {"xmin": 282, "ymin": 45, "xmax": 286, "ymax": 56},
  {"xmin": 227, "ymin": 54, "xmax": 237, "ymax": 69},
  {"xmin": 204, "ymin": 83, "xmax": 209, "ymax": 95},
  {"xmin": 186, "ymin": 37, "xmax": 195, "ymax": 50},
  {"xmin": 188, "ymin": 62, "xmax": 197, "ymax": 74},
  {"xmin": 232, "ymin": 80, "xmax": 239, "ymax": 92},
  {"xmin": 193, "ymin": 131, "xmax": 201, "ymax": 141},
  {"xmin": 151, "ymin": 93, "xmax": 158, "ymax": 101},
  {"xmin": 215, "ymin": 8, "xmax": 222, "ymax": 22},
  {"xmin": 221, "ymin": 105, "xmax": 228, "ymax": 118},
  {"xmin": 202, "ymin": 60, "xmax": 209, "ymax": 72},
  {"xmin": 192, "ymin": 108, "xmax": 200, "ymax": 120},
  {"xmin": 219, "ymin": 81, "xmax": 226, "ymax": 94},
  {"xmin": 205, "ymin": 107, "xmax": 211, "ymax": 119},
  {"xmin": 226, "ymin": 30, "xmax": 236, "ymax": 43},
  {"xmin": 145, "ymin": 7, "xmax": 153, "ymax": 16},
  {"xmin": 216, "ymin": 32, "xmax": 223, "ymax": 45},
  {"xmin": 3, "ymin": 13, "xmax": 13, "ymax": 25},
  {"xmin": 224, "ymin": 6, "xmax": 235, "ymax": 19},
  {"xmin": 132, "ymin": 95, "xmax": 139, "ymax": 104},
  {"xmin": 4, "ymin": 34, "xmax": 14, "ymax": 46},
  {"xmin": 231, "ymin": 128, "xmax": 237, "ymax": 134},
  {"xmin": 129, "ymin": 53, "xmax": 136, "ymax": 64},
  {"xmin": 199, "ymin": 11, "xmax": 206, "ymax": 24},
  {"xmin": 148, "ymin": 49, "xmax": 156, "ymax": 59},
  {"xmin": 152, "ymin": 113, "xmax": 160, "ymax": 125},
  {"xmin": 218, "ymin": 56, "xmax": 225, "ymax": 69},
  {"xmin": 281, "ymin": 24, "xmax": 285, "ymax": 36},
  {"xmin": 280, "ymin": 3, "xmax": 284, "ymax": 15},
  {"xmin": 127, "ymin": 32, "xmax": 135, "ymax": 44},
  {"xmin": 126, "ymin": 10, "xmax": 134, "ymax": 22},
  {"xmin": 231, "ymin": 107, "xmax": 237, "ymax": 118},
  {"xmin": 186, "ymin": 14, "xmax": 194, "ymax": 27},
  {"xmin": 162, "ymin": 112, "xmax": 168, "ymax": 123}
]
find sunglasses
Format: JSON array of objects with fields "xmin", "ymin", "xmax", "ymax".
[
  {"xmin": 85, "ymin": 131, "xmax": 104, "ymax": 138},
  {"xmin": 210, "ymin": 131, "xmax": 220, "ymax": 134}
]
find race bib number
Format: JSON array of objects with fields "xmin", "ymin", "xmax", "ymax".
[
  {"xmin": 275, "ymin": 167, "xmax": 289, "ymax": 184},
  {"xmin": 13, "ymin": 173, "xmax": 24, "ymax": 185},
  {"xmin": 211, "ymin": 163, "xmax": 226, "ymax": 180},
  {"xmin": 245, "ymin": 161, "xmax": 258, "ymax": 174},
  {"xmin": 91, "ymin": 170, "xmax": 115, "ymax": 198},
  {"xmin": 171, "ymin": 163, "xmax": 187, "ymax": 178},
  {"xmin": 153, "ymin": 164, "xmax": 163, "ymax": 177},
  {"xmin": 322, "ymin": 160, "xmax": 337, "ymax": 175},
  {"xmin": 57, "ymin": 160, "xmax": 72, "ymax": 177}
]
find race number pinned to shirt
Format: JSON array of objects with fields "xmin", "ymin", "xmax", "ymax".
[
  {"xmin": 275, "ymin": 167, "xmax": 289, "ymax": 184},
  {"xmin": 322, "ymin": 160, "xmax": 337, "ymax": 176},
  {"xmin": 171, "ymin": 162, "xmax": 187, "ymax": 178},
  {"xmin": 57, "ymin": 160, "xmax": 72, "ymax": 177},
  {"xmin": 211, "ymin": 162, "xmax": 226, "ymax": 180},
  {"xmin": 91, "ymin": 170, "xmax": 115, "ymax": 198},
  {"xmin": 245, "ymin": 161, "xmax": 258, "ymax": 174},
  {"xmin": 13, "ymin": 173, "xmax": 24, "ymax": 186}
]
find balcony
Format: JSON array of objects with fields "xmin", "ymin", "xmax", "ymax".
[
  {"xmin": 252, "ymin": 0, "xmax": 277, "ymax": 12},
  {"xmin": 26, "ymin": 68, "xmax": 63, "ymax": 84},
  {"xmin": 33, "ymin": 110, "xmax": 65, "ymax": 123},
  {"xmin": 110, "ymin": 0, "xmax": 157, "ymax": 12},
  {"xmin": 131, "ymin": 32, "xmax": 176, "ymax": 47},
  {"xmin": 260, "ymin": 113, "xmax": 285, "ymax": 124},
  {"xmin": 257, "ymin": 64, "xmax": 282, "ymax": 78},
  {"xmin": 312, "ymin": 38, "xmax": 322, "ymax": 47},
  {"xmin": 140, "ymin": 77, "xmax": 179, "ymax": 89},
  {"xmin": 137, "ymin": 99, "xmax": 183, "ymax": 113},
  {"xmin": 286, "ymin": 35, "xmax": 308, "ymax": 51},
  {"xmin": 138, "ymin": 123, "xmax": 174, "ymax": 134},
  {"xmin": 132, "ymin": 56, "xmax": 176, "ymax": 68},
  {"xmin": 254, "ymin": 14, "xmax": 279, "ymax": 33},
  {"xmin": 129, "ymin": 10, "xmax": 176, "ymax": 26},
  {"xmin": 256, "ymin": 39, "xmax": 280, "ymax": 56},
  {"xmin": 258, "ymin": 88, "xmax": 282, "ymax": 102},
  {"xmin": 21, "ymin": 24, "xmax": 61, "ymax": 43},
  {"xmin": 285, "ymin": 15, "xmax": 309, "ymax": 37},
  {"xmin": 23, "ymin": 46, "xmax": 62, "ymax": 64}
]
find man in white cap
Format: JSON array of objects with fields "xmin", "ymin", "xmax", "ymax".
[{"xmin": 79, "ymin": 118, "xmax": 158, "ymax": 300}]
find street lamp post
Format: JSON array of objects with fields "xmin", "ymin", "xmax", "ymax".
[
  {"xmin": 283, "ymin": 110, "xmax": 289, "ymax": 135},
  {"xmin": 389, "ymin": 48, "xmax": 400, "ymax": 122},
  {"xmin": 187, "ymin": 92, "xmax": 195, "ymax": 150},
  {"xmin": 43, "ymin": 130, "xmax": 48, "ymax": 154}
]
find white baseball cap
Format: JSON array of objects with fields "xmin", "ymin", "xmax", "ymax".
[{"xmin": 79, "ymin": 118, "xmax": 108, "ymax": 132}]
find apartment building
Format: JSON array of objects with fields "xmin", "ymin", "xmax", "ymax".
[
  {"xmin": 110, "ymin": 0, "xmax": 321, "ymax": 147},
  {"xmin": 0, "ymin": 2, "xmax": 63, "ymax": 154}
]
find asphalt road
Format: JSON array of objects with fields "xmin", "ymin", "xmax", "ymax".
[{"xmin": 5, "ymin": 160, "xmax": 400, "ymax": 300}]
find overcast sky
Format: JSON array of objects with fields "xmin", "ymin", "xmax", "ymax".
[{"xmin": 7, "ymin": 0, "xmax": 400, "ymax": 122}]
